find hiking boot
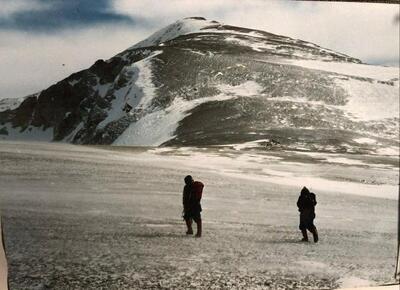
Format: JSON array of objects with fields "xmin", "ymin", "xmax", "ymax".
[
  {"xmin": 186, "ymin": 229, "xmax": 193, "ymax": 235},
  {"xmin": 301, "ymin": 237, "xmax": 309, "ymax": 242}
]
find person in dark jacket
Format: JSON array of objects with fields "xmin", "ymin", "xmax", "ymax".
[
  {"xmin": 297, "ymin": 186, "xmax": 319, "ymax": 243},
  {"xmin": 182, "ymin": 175, "xmax": 204, "ymax": 237}
]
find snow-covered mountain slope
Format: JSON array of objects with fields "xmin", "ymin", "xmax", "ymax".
[{"xmin": 0, "ymin": 17, "xmax": 398, "ymax": 155}]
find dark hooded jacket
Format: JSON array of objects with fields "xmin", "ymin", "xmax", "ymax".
[{"xmin": 297, "ymin": 187, "xmax": 317, "ymax": 216}]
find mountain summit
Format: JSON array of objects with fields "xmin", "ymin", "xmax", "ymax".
[{"xmin": 0, "ymin": 17, "xmax": 398, "ymax": 154}]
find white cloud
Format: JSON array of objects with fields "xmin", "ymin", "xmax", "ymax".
[
  {"xmin": 113, "ymin": 0, "xmax": 230, "ymax": 20},
  {"xmin": 0, "ymin": 0, "xmax": 51, "ymax": 18},
  {"xmin": 0, "ymin": 26, "xmax": 150, "ymax": 99}
]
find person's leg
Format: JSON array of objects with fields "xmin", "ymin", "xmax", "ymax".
[
  {"xmin": 301, "ymin": 229, "xmax": 308, "ymax": 241},
  {"xmin": 299, "ymin": 213, "xmax": 308, "ymax": 241},
  {"xmin": 311, "ymin": 227, "xmax": 318, "ymax": 243},
  {"xmin": 193, "ymin": 212, "xmax": 202, "ymax": 237},
  {"xmin": 309, "ymin": 223, "xmax": 318, "ymax": 243},
  {"xmin": 194, "ymin": 218, "xmax": 202, "ymax": 237},
  {"xmin": 184, "ymin": 217, "xmax": 193, "ymax": 235}
]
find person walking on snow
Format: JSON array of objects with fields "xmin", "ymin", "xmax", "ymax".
[
  {"xmin": 297, "ymin": 186, "xmax": 319, "ymax": 243},
  {"xmin": 182, "ymin": 175, "xmax": 204, "ymax": 237}
]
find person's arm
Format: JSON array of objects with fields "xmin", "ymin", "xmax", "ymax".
[
  {"xmin": 183, "ymin": 188, "xmax": 188, "ymax": 206},
  {"xmin": 311, "ymin": 193, "xmax": 317, "ymax": 206},
  {"xmin": 297, "ymin": 196, "xmax": 302, "ymax": 211},
  {"xmin": 183, "ymin": 186, "xmax": 191, "ymax": 211}
]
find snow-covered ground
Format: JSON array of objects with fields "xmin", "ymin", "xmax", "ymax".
[
  {"xmin": 335, "ymin": 78, "xmax": 399, "ymax": 121},
  {"xmin": 0, "ymin": 141, "xmax": 398, "ymax": 289}
]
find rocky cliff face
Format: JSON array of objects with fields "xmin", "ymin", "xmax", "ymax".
[{"xmin": 0, "ymin": 17, "xmax": 398, "ymax": 155}]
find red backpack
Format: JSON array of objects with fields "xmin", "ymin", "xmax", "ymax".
[{"xmin": 192, "ymin": 181, "xmax": 204, "ymax": 200}]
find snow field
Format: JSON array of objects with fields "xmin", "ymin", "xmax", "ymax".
[{"xmin": 0, "ymin": 141, "xmax": 397, "ymax": 289}]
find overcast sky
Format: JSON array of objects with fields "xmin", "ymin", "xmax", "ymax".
[{"xmin": 0, "ymin": 0, "xmax": 399, "ymax": 99}]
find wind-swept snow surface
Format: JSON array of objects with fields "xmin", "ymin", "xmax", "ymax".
[
  {"xmin": 1, "ymin": 141, "xmax": 398, "ymax": 289},
  {"xmin": 143, "ymin": 147, "xmax": 398, "ymax": 200},
  {"xmin": 335, "ymin": 78, "xmax": 399, "ymax": 121}
]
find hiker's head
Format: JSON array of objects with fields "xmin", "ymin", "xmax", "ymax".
[
  {"xmin": 301, "ymin": 186, "xmax": 310, "ymax": 195},
  {"xmin": 184, "ymin": 175, "xmax": 194, "ymax": 185}
]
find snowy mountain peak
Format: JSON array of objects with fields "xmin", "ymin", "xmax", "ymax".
[
  {"xmin": 127, "ymin": 17, "xmax": 360, "ymax": 64},
  {"xmin": 129, "ymin": 17, "xmax": 222, "ymax": 49},
  {"xmin": 0, "ymin": 18, "xmax": 398, "ymax": 155}
]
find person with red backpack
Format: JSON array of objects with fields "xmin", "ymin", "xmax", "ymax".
[{"xmin": 182, "ymin": 175, "xmax": 204, "ymax": 237}]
